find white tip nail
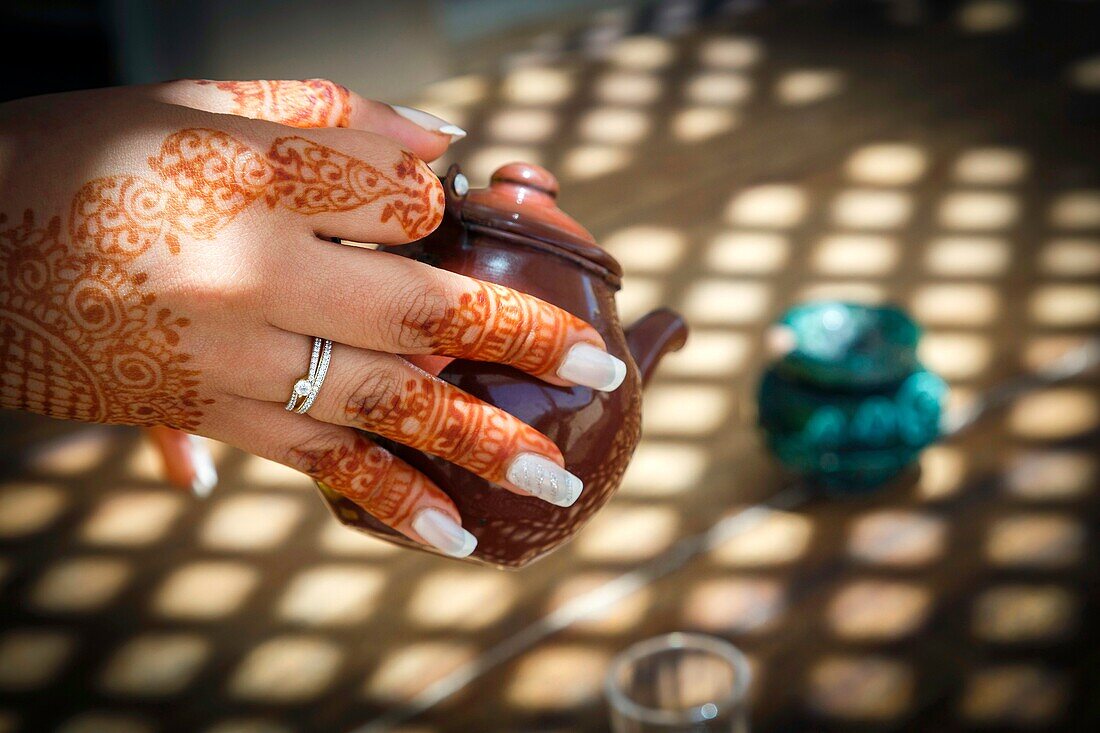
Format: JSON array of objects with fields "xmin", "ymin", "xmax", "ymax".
[
  {"xmin": 413, "ymin": 508, "xmax": 477, "ymax": 558},
  {"xmin": 556, "ymin": 343, "xmax": 627, "ymax": 392},
  {"xmin": 390, "ymin": 104, "xmax": 467, "ymax": 142},
  {"xmin": 188, "ymin": 435, "xmax": 217, "ymax": 499},
  {"xmin": 506, "ymin": 453, "xmax": 583, "ymax": 508}
]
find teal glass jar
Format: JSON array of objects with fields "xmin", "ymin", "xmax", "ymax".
[{"xmin": 758, "ymin": 302, "xmax": 947, "ymax": 491}]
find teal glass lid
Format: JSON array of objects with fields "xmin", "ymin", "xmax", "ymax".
[{"xmin": 770, "ymin": 301, "xmax": 921, "ymax": 388}]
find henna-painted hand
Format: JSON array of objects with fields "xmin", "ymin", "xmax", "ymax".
[{"xmin": 0, "ymin": 80, "xmax": 627, "ymax": 558}]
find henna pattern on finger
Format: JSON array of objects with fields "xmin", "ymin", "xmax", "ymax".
[
  {"xmin": 292, "ymin": 434, "xmax": 430, "ymax": 525},
  {"xmin": 346, "ymin": 372, "xmax": 559, "ymax": 484},
  {"xmin": 71, "ymin": 129, "xmax": 443, "ymax": 259},
  {"xmin": 266, "ymin": 137, "xmax": 444, "ymax": 237},
  {"xmin": 0, "ymin": 211, "xmax": 209, "ymax": 427},
  {"xmin": 196, "ymin": 79, "xmax": 352, "ymax": 128},
  {"xmin": 409, "ymin": 281, "xmax": 593, "ymax": 378}
]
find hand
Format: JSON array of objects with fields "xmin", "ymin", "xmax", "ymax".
[{"xmin": 0, "ymin": 79, "xmax": 627, "ymax": 558}]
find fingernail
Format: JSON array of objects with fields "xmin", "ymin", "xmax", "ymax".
[
  {"xmin": 556, "ymin": 343, "xmax": 627, "ymax": 392},
  {"xmin": 412, "ymin": 509, "xmax": 478, "ymax": 558},
  {"xmin": 389, "ymin": 104, "xmax": 467, "ymax": 142},
  {"xmin": 188, "ymin": 435, "xmax": 218, "ymax": 499},
  {"xmin": 506, "ymin": 453, "xmax": 583, "ymax": 508}
]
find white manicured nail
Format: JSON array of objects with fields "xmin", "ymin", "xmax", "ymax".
[
  {"xmin": 556, "ymin": 343, "xmax": 627, "ymax": 391},
  {"xmin": 413, "ymin": 509, "xmax": 477, "ymax": 558},
  {"xmin": 188, "ymin": 435, "xmax": 218, "ymax": 499},
  {"xmin": 506, "ymin": 453, "xmax": 583, "ymax": 507},
  {"xmin": 389, "ymin": 104, "xmax": 467, "ymax": 142}
]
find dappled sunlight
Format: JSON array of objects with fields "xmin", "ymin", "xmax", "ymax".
[
  {"xmin": 846, "ymin": 144, "xmax": 927, "ymax": 186},
  {"xmin": 594, "ymin": 71, "xmax": 662, "ymax": 105},
  {"xmin": 707, "ymin": 230, "xmax": 789, "ymax": 273},
  {"xmin": 507, "ymin": 645, "xmax": 610, "ymax": 710},
  {"xmin": 230, "ymin": 636, "xmax": 342, "ymax": 702},
  {"xmin": 547, "ymin": 573, "xmax": 653, "ymax": 633},
  {"xmin": 961, "ymin": 666, "xmax": 1068, "ymax": 725},
  {"xmin": 277, "ymin": 566, "xmax": 387, "ymax": 626},
  {"xmin": 727, "ymin": 184, "xmax": 807, "ymax": 228},
  {"xmin": 775, "ymin": 69, "xmax": 845, "ymax": 105},
  {"xmin": 620, "ymin": 441, "xmax": 710, "ymax": 496},
  {"xmin": 849, "ymin": 511, "xmax": 946, "ymax": 566},
  {"xmin": 0, "ymin": 482, "xmax": 66, "ymax": 539},
  {"xmin": 683, "ymin": 578, "xmax": 785, "ymax": 633},
  {"xmin": 501, "ymin": 67, "xmax": 573, "ymax": 104},
  {"xmin": 408, "ymin": 570, "xmax": 516, "ymax": 630},
  {"xmin": 924, "ymin": 235, "xmax": 1010, "ymax": 276},
  {"xmin": 710, "ymin": 511, "xmax": 813, "ymax": 566},
  {"xmin": 561, "ymin": 145, "xmax": 632, "ymax": 180},
  {"xmin": 672, "ymin": 107, "xmax": 739, "ymax": 141},
  {"xmin": 603, "ymin": 226, "xmax": 686, "ymax": 273},
  {"xmin": 827, "ymin": 581, "xmax": 931, "ymax": 640},
  {"xmin": 487, "ymin": 108, "xmax": 558, "ymax": 143},
  {"xmin": 154, "ymin": 561, "xmax": 260, "ymax": 620},
  {"xmin": 973, "ymin": 585, "xmax": 1077, "ymax": 642},
  {"xmin": 813, "ymin": 234, "xmax": 899, "ymax": 275},
  {"xmin": 100, "ymin": 634, "xmax": 209, "ymax": 695},
  {"xmin": 910, "ymin": 283, "xmax": 1000, "ymax": 326},
  {"xmin": 1008, "ymin": 388, "xmax": 1099, "ymax": 440},
  {"xmin": 200, "ymin": 495, "xmax": 304, "ymax": 552},
  {"xmin": 0, "ymin": 629, "xmax": 74, "ymax": 690},
  {"xmin": 81, "ymin": 491, "xmax": 184, "ymax": 547},
  {"xmin": 681, "ymin": 279, "xmax": 771, "ymax": 325},
  {"xmin": 574, "ymin": 505, "xmax": 680, "ymax": 561},
  {"xmin": 31, "ymin": 558, "xmax": 131, "ymax": 613},
  {"xmin": 986, "ymin": 514, "xmax": 1085, "ymax": 568},
  {"xmin": 832, "ymin": 190, "xmax": 913, "ymax": 229},
  {"xmin": 365, "ymin": 642, "xmax": 478, "ymax": 703},
  {"xmin": 954, "ymin": 147, "xmax": 1029, "ymax": 184},
  {"xmin": 642, "ymin": 384, "xmax": 733, "ymax": 436},
  {"xmin": 809, "ymin": 656, "xmax": 914, "ymax": 721}
]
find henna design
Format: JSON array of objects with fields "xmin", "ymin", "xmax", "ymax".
[
  {"xmin": 197, "ymin": 79, "xmax": 352, "ymax": 129},
  {"xmin": 411, "ymin": 281, "xmax": 589, "ymax": 377},
  {"xmin": 293, "ymin": 434, "xmax": 429, "ymax": 525},
  {"xmin": 147, "ymin": 129, "xmax": 273, "ymax": 240},
  {"xmin": 346, "ymin": 373, "xmax": 558, "ymax": 484},
  {"xmin": 0, "ymin": 211, "xmax": 209, "ymax": 428},
  {"xmin": 5, "ymin": 121, "xmax": 441, "ymax": 441},
  {"xmin": 267, "ymin": 139, "xmax": 444, "ymax": 238},
  {"xmin": 70, "ymin": 129, "xmax": 442, "ymax": 259}
]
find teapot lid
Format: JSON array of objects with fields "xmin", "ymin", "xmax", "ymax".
[{"xmin": 446, "ymin": 162, "xmax": 623, "ymax": 281}]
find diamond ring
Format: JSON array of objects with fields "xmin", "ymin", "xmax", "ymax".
[{"xmin": 285, "ymin": 337, "xmax": 333, "ymax": 415}]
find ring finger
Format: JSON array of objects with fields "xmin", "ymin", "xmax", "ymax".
[{"xmin": 241, "ymin": 333, "xmax": 583, "ymax": 508}]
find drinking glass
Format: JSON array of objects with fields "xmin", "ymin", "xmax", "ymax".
[{"xmin": 606, "ymin": 632, "xmax": 752, "ymax": 732}]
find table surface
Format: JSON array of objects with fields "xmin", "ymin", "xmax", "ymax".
[{"xmin": 1, "ymin": 1, "xmax": 1099, "ymax": 732}]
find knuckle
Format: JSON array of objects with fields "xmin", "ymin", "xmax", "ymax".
[
  {"xmin": 280, "ymin": 431, "xmax": 351, "ymax": 479},
  {"xmin": 342, "ymin": 366, "xmax": 402, "ymax": 427},
  {"xmin": 393, "ymin": 281, "xmax": 452, "ymax": 350}
]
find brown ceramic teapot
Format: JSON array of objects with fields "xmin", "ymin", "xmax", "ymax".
[{"xmin": 316, "ymin": 162, "xmax": 688, "ymax": 568}]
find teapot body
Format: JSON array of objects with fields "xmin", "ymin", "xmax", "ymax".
[
  {"xmin": 317, "ymin": 225, "xmax": 641, "ymax": 567},
  {"xmin": 318, "ymin": 163, "xmax": 686, "ymax": 568}
]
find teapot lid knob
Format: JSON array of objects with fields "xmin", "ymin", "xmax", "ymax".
[
  {"xmin": 457, "ymin": 160, "xmax": 623, "ymax": 280},
  {"xmin": 490, "ymin": 162, "xmax": 559, "ymax": 199}
]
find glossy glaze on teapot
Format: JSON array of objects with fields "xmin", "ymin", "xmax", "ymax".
[{"xmin": 317, "ymin": 162, "xmax": 687, "ymax": 568}]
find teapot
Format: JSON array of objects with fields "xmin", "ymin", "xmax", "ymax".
[{"xmin": 316, "ymin": 162, "xmax": 688, "ymax": 568}]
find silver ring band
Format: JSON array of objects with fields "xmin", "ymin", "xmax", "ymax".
[{"xmin": 285, "ymin": 337, "xmax": 333, "ymax": 415}]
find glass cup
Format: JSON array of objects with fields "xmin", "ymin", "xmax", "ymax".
[{"xmin": 606, "ymin": 632, "xmax": 752, "ymax": 732}]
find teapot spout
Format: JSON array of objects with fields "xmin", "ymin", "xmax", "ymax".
[{"xmin": 625, "ymin": 309, "xmax": 689, "ymax": 388}]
